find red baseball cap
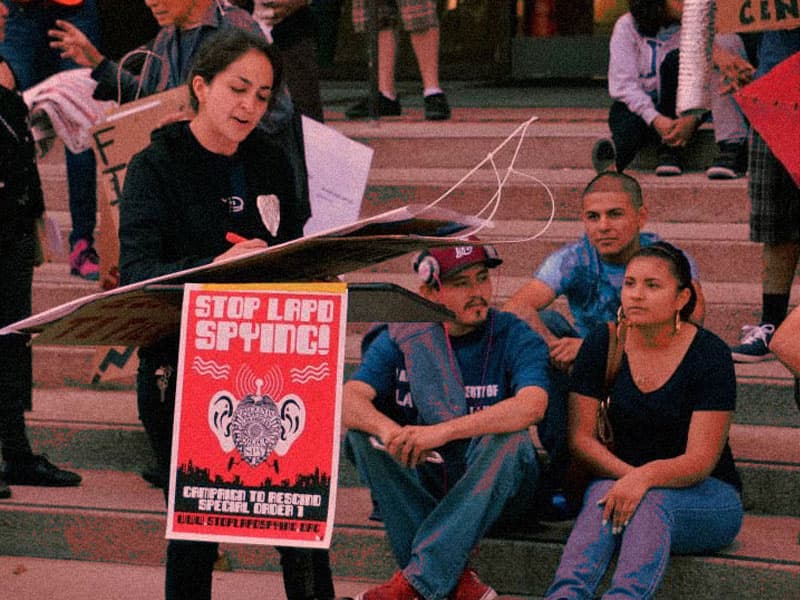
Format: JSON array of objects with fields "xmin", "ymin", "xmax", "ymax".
[{"xmin": 414, "ymin": 242, "xmax": 502, "ymax": 284}]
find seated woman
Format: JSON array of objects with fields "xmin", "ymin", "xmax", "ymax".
[{"xmin": 545, "ymin": 241, "xmax": 743, "ymax": 599}]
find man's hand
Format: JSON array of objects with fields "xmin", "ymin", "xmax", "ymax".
[
  {"xmin": 548, "ymin": 337, "xmax": 582, "ymax": 372},
  {"xmin": 382, "ymin": 424, "xmax": 449, "ymax": 468},
  {"xmin": 253, "ymin": 0, "xmax": 307, "ymax": 27},
  {"xmin": 713, "ymin": 45, "xmax": 755, "ymax": 94},
  {"xmin": 48, "ymin": 20, "xmax": 104, "ymax": 69},
  {"xmin": 660, "ymin": 115, "xmax": 701, "ymax": 148}
]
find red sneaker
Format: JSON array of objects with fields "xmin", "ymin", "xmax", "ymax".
[
  {"xmin": 451, "ymin": 569, "xmax": 497, "ymax": 600},
  {"xmin": 355, "ymin": 571, "xmax": 422, "ymax": 600}
]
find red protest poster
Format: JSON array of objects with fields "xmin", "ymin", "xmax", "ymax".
[{"xmin": 166, "ymin": 282, "xmax": 347, "ymax": 548}]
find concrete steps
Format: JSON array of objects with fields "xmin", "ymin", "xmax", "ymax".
[
  {"xmin": 20, "ymin": 389, "xmax": 800, "ymax": 519},
  {"xmin": 1, "ymin": 467, "xmax": 798, "ymax": 599},
  {"xmin": 20, "ymin": 100, "xmax": 799, "ymax": 598}
]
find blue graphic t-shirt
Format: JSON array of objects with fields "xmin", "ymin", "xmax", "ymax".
[
  {"xmin": 534, "ymin": 232, "xmax": 700, "ymax": 337},
  {"xmin": 352, "ymin": 309, "xmax": 550, "ymax": 426}
]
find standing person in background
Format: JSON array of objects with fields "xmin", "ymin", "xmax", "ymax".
[
  {"xmin": 0, "ymin": 0, "xmax": 102, "ymax": 280},
  {"xmin": 0, "ymin": 2, "xmax": 82, "ymax": 500},
  {"xmin": 345, "ymin": 0, "xmax": 450, "ymax": 121},
  {"xmin": 544, "ymin": 242, "xmax": 742, "ymax": 599},
  {"xmin": 729, "ymin": 29, "xmax": 800, "ymax": 363},
  {"xmin": 241, "ymin": 0, "xmax": 325, "ymax": 122},
  {"xmin": 119, "ymin": 29, "xmax": 309, "ymax": 600},
  {"xmin": 591, "ymin": 0, "xmax": 752, "ymax": 178}
]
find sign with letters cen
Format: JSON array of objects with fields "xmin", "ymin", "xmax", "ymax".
[
  {"xmin": 717, "ymin": 0, "xmax": 800, "ymax": 34},
  {"xmin": 166, "ymin": 282, "xmax": 347, "ymax": 548}
]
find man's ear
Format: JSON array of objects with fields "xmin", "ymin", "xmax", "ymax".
[
  {"xmin": 636, "ymin": 204, "xmax": 649, "ymax": 230},
  {"xmin": 419, "ymin": 283, "xmax": 439, "ymax": 303}
]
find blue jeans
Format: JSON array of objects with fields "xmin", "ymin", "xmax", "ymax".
[
  {"xmin": 545, "ymin": 477, "xmax": 743, "ymax": 600},
  {"xmin": 0, "ymin": 0, "xmax": 99, "ymax": 247},
  {"xmin": 347, "ymin": 429, "xmax": 540, "ymax": 600}
]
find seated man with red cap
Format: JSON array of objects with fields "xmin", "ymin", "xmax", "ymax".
[{"xmin": 343, "ymin": 241, "xmax": 550, "ymax": 600}]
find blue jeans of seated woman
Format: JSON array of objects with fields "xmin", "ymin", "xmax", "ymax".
[
  {"xmin": 545, "ymin": 477, "xmax": 743, "ymax": 600},
  {"xmin": 347, "ymin": 429, "xmax": 540, "ymax": 600}
]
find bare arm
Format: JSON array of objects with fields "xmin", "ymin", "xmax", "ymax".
[
  {"xmin": 0, "ymin": 62, "xmax": 14, "ymax": 90},
  {"xmin": 599, "ymin": 410, "xmax": 732, "ymax": 531},
  {"xmin": 504, "ymin": 279, "xmax": 558, "ymax": 343},
  {"xmin": 342, "ymin": 380, "xmax": 403, "ymax": 443},
  {"xmin": 568, "ymin": 392, "xmax": 634, "ymax": 480},
  {"xmin": 770, "ymin": 305, "xmax": 800, "ymax": 376}
]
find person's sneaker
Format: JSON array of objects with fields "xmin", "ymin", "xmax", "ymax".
[
  {"xmin": 655, "ymin": 150, "xmax": 682, "ymax": 176},
  {"xmin": 730, "ymin": 323, "xmax": 776, "ymax": 362},
  {"xmin": 423, "ymin": 92, "xmax": 451, "ymax": 121},
  {"xmin": 354, "ymin": 570, "xmax": 422, "ymax": 600},
  {"xmin": 69, "ymin": 238, "xmax": 100, "ymax": 281},
  {"xmin": 3, "ymin": 455, "xmax": 82, "ymax": 487},
  {"xmin": 706, "ymin": 141, "xmax": 748, "ymax": 179},
  {"xmin": 451, "ymin": 569, "xmax": 498, "ymax": 600},
  {"xmin": 0, "ymin": 477, "xmax": 10, "ymax": 499},
  {"xmin": 345, "ymin": 93, "xmax": 402, "ymax": 119},
  {"xmin": 591, "ymin": 138, "xmax": 616, "ymax": 173}
]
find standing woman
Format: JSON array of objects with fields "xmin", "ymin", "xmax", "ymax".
[
  {"xmin": 119, "ymin": 28, "xmax": 303, "ymax": 600},
  {"xmin": 545, "ymin": 241, "xmax": 743, "ymax": 599},
  {"xmin": 0, "ymin": 3, "xmax": 81, "ymax": 498}
]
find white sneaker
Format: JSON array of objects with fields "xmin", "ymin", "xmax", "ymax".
[{"xmin": 730, "ymin": 323, "xmax": 776, "ymax": 362}]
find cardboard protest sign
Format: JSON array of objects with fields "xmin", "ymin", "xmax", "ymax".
[
  {"xmin": 166, "ymin": 282, "xmax": 347, "ymax": 548},
  {"xmin": 90, "ymin": 86, "xmax": 190, "ymax": 290},
  {"xmin": 717, "ymin": 0, "xmax": 800, "ymax": 34},
  {"xmin": 735, "ymin": 51, "xmax": 800, "ymax": 186}
]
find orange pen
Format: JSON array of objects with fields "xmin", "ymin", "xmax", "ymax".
[{"xmin": 225, "ymin": 232, "xmax": 248, "ymax": 244}]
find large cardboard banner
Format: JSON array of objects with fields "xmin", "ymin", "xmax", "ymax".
[
  {"xmin": 167, "ymin": 282, "xmax": 348, "ymax": 548},
  {"xmin": 717, "ymin": 0, "xmax": 800, "ymax": 34}
]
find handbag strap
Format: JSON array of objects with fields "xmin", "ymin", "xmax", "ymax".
[{"xmin": 603, "ymin": 320, "xmax": 627, "ymax": 398}]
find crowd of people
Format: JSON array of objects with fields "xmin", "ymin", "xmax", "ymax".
[{"xmin": 0, "ymin": 0, "xmax": 798, "ymax": 599}]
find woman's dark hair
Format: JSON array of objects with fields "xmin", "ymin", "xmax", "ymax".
[
  {"xmin": 629, "ymin": 0, "xmax": 676, "ymax": 37},
  {"xmin": 631, "ymin": 241, "xmax": 697, "ymax": 321},
  {"xmin": 187, "ymin": 28, "xmax": 283, "ymax": 112}
]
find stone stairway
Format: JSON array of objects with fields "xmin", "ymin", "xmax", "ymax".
[{"xmin": 8, "ymin": 94, "xmax": 800, "ymax": 598}]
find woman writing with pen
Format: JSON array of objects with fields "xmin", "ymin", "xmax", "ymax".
[{"xmin": 118, "ymin": 29, "xmax": 307, "ymax": 600}]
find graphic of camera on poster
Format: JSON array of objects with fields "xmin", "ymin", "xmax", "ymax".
[{"xmin": 166, "ymin": 282, "xmax": 348, "ymax": 549}]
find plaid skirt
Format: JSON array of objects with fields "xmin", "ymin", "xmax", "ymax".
[
  {"xmin": 749, "ymin": 130, "xmax": 800, "ymax": 243},
  {"xmin": 351, "ymin": 0, "xmax": 438, "ymax": 33}
]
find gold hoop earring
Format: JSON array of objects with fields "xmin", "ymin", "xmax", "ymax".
[
  {"xmin": 617, "ymin": 305, "xmax": 626, "ymax": 323},
  {"xmin": 674, "ymin": 311, "xmax": 681, "ymax": 335}
]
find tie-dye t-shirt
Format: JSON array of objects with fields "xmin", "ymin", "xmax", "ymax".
[{"xmin": 534, "ymin": 232, "xmax": 699, "ymax": 337}]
